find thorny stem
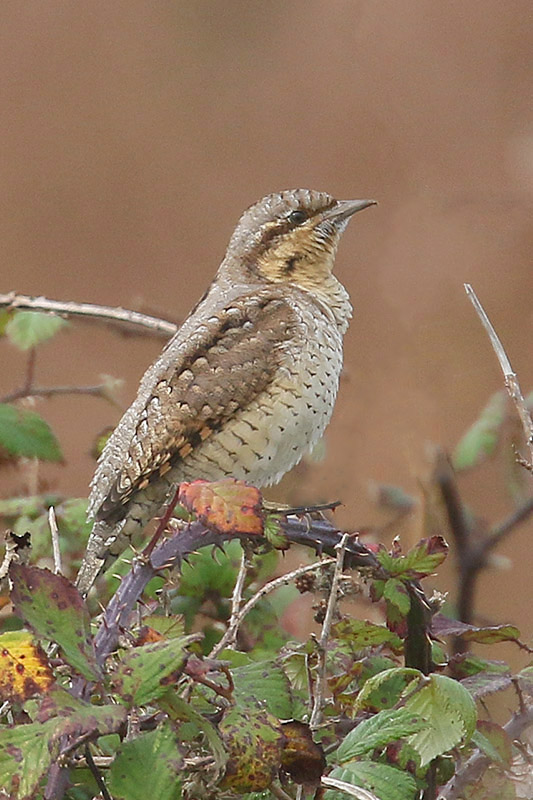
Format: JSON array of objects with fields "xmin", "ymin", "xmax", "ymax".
[
  {"xmin": 209, "ymin": 558, "xmax": 335, "ymax": 659},
  {"xmin": 309, "ymin": 533, "xmax": 349, "ymax": 730},
  {"xmin": 0, "ymin": 291, "xmax": 177, "ymax": 339},
  {"xmin": 142, "ymin": 487, "xmax": 182, "ymax": 558}
]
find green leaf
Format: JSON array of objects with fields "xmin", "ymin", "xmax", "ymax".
[
  {"xmin": 336, "ymin": 708, "xmax": 427, "ymax": 762},
  {"xmin": 5, "ymin": 310, "xmax": 67, "ymax": 350},
  {"xmin": 406, "ymin": 674, "xmax": 477, "ymax": 765},
  {"xmin": 460, "ymin": 625, "xmax": 521, "ymax": 645},
  {"xmin": 231, "ymin": 660, "xmax": 293, "ymax": 718},
  {"xmin": 160, "ymin": 692, "xmax": 227, "ymax": 774},
  {"xmin": 461, "ymin": 765, "xmax": 517, "ymax": 800},
  {"xmin": 376, "ymin": 537, "xmax": 448, "ymax": 579},
  {"xmin": 108, "ymin": 722, "xmax": 182, "ymax": 800},
  {"xmin": 452, "ymin": 391, "xmax": 506, "ymax": 470},
  {"xmin": 0, "ymin": 718, "xmax": 59, "ymax": 799},
  {"xmin": 0, "ymin": 309, "xmax": 11, "ymax": 336},
  {"xmin": 178, "ymin": 539, "xmax": 242, "ymax": 599},
  {"xmin": 109, "ymin": 635, "xmax": 194, "ymax": 706},
  {"xmin": 433, "ymin": 616, "xmax": 522, "ymax": 646},
  {"xmin": 264, "ymin": 513, "xmax": 289, "ymax": 549},
  {"xmin": 0, "ymin": 403, "xmax": 62, "ymax": 461},
  {"xmin": 471, "ymin": 721, "xmax": 512, "ymax": 767},
  {"xmin": 10, "ymin": 564, "xmax": 100, "ymax": 681},
  {"xmin": 383, "ymin": 579, "xmax": 411, "ymax": 615},
  {"xmin": 0, "ymin": 494, "xmax": 60, "ymax": 520},
  {"xmin": 37, "ymin": 685, "xmax": 127, "ymax": 737},
  {"xmin": 356, "ymin": 668, "xmax": 422, "ymax": 712},
  {"xmin": 331, "ymin": 619, "xmax": 403, "ymax": 653},
  {"xmin": 326, "ymin": 762, "xmax": 418, "ymax": 800}
]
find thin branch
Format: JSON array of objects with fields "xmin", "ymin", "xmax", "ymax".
[
  {"xmin": 465, "ymin": 283, "xmax": 533, "ymax": 468},
  {"xmin": 488, "ymin": 494, "xmax": 533, "ymax": 548},
  {"xmin": 23, "ymin": 348, "xmax": 37, "ymax": 394},
  {"xmin": 0, "ymin": 383, "xmax": 117, "ymax": 404},
  {"xmin": 0, "ymin": 292, "xmax": 177, "ymax": 339},
  {"xmin": 309, "ymin": 533, "xmax": 349, "ymax": 729},
  {"xmin": 209, "ymin": 558, "xmax": 335, "ymax": 659},
  {"xmin": 48, "ymin": 507, "xmax": 62, "ymax": 575},
  {"xmin": 220, "ymin": 547, "xmax": 250, "ymax": 652},
  {"xmin": 84, "ymin": 745, "xmax": 112, "ymax": 800},
  {"xmin": 321, "ymin": 776, "xmax": 380, "ymax": 800}
]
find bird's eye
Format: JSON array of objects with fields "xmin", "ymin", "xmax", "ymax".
[{"xmin": 288, "ymin": 209, "xmax": 308, "ymax": 226}]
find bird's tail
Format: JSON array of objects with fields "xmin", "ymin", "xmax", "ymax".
[{"xmin": 75, "ymin": 518, "xmax": 126, "ymax": 597}]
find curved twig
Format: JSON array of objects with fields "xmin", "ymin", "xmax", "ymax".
[{"xmin": 0, "ymin": 292, "xmax": 177, "ymax": 339}]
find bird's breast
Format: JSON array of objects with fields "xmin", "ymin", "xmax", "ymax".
[{"xmin": 171, "ymin": 304, "xmax": 345, "ymax": 487}]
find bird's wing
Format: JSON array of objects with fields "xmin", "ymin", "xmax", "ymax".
[{"xmin": 90, "ymin": 291, "xmax": 300, "ymax": 521}]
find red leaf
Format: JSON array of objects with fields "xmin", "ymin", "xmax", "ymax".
[{"xmin": 178, "ymin": 479, "xmax": 264, "ymax": 536}]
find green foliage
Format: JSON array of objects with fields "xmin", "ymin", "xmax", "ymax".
[
  {"xmin": 10, "ymin": 564, "xmax": 100, "ymax": 681},
  {"xmin": 110, "ymin": 635, "xmax": 194, "ymax": 706},
  {"xmin": 336, "ymin": 708, "xmax": 427, "ymax": 762},
  {"xmin": 108, "ymin": 723, "xmax": 183, "ymax": 800},
  {"xmin": 452, "ymin": 391, "xmax": 506, "ymax": 471},
  {"xmin": 326, "ymin": 762, "xmax": 418, "ymax": 800},
  {"xmin": 0, "ymin": 717, "xmax": 60, "ymax": 799},
  {"xmin": 0, "ymin": 361, "xmax": 530, "ymax": 800},
  {"xmin": 5, "ymin": 310, "xmax": 68, "ymax": 350},
  {"xmin": 0, "ymin": 403, "xmax": 62, "ymax": 461},
  {"xmin": 406, "ymin": 675, "xmax": 477, "ymax": 765},
  {"xmin": 231, "ymin": 660, "xmax": 294, "ymax": 718}
]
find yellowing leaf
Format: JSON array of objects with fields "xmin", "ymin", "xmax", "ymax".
[{"xmin": 0, "ymin": 630, "xmax": 54, "ymax": 702}]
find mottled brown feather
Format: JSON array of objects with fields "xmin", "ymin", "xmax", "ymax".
[{"xmin": 96, "ymin": 293, "xmax": 298, "ymax": 521}]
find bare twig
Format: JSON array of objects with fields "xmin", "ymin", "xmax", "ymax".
[
  {"xmin": 465, "ymin": 283, "xmax": 533, "ymax": 469},
  {"xmin": 221, "ymin": 547, "xmax": 250, "ymax": 652},
  {"xmin": 48, "ymin": 507, "xmax": 62, "ymax": 575},
  {"xmin": 309, "ymin": 533, "xmax": 349, "ymax": 729},
  {"xmin": 23, "ymin": 348, "xmax": 37, "ymax": 394},
  {"xmin": 488, "ymin": 495, "xmax": 533, "ymax": 548},
  {"xmin": 209, "ymin": 558, "xmax": 335, "ymax": 659},
  {"xmin": 0, "ymin": 292, "xmax": 177, "ymax": 339},
  {"xmin": 0, "ymin": 383, "xmax": 117, "ymax": 405},
  {"xmin": 84, "ymin": 745, "xmax": 112, "ymax": 800}
]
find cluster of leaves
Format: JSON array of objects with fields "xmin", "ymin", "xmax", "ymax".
[
  {"xmin": 1, "ymin": 309, "xmax": 533, "ymax": 800},
  {"xmin": 0, "ymin": 311, "xmax": 67, "ymax": 464},
  {"xmin": 0, "ymin": 505, "xmax": 530, "ymax": 800}
]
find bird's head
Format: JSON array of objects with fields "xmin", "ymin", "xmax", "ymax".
[{"xmin": 225, "ymin": 189, "xmax": 376, "ymax": 294}]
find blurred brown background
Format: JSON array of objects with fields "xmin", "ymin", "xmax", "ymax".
[{"xmin": 1, "ymin": 2, "xmax": 533, "ymax": 642}]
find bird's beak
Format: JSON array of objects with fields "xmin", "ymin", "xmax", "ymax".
[{"xmin": 324, "ymin": 198, "xmax": 378, "ymax": 226}]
